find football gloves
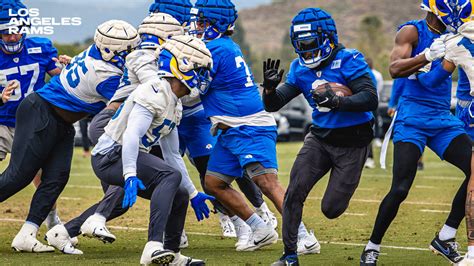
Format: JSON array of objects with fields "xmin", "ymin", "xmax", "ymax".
[
  {"xmin": 190, "ymin": 192, "xmax": 215, "ymax": 221},
  {"xmin": 262, "ymin": 58, "xmax": 285, "ymax": 94},
  {"xmin": 425, "ymin": 36, "xmax": 447, "ymax": 62},
  {"xmin": 312, "ymin": 83, "xmax": 341, "ymax": 110},
  {"xmin": 122, "ymin": 176, "xmax": 146, "ymax": 209}
]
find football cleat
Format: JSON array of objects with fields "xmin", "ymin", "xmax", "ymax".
[
  {"xmin": 297, "ymin": 230, "xmax": 320, "ymax": 255},
  {"xmin": 457, "ymin": 255, "xmax": 473, "ymax": 266},
  {"xmin": 271, "ymin": 254, "xmax": 300, "ymax": 266},
  {"xmin": 45, "ymin": 224, "xmax": 83, "ymax": 255},
  {"xmin": 256, "ymin": 202, "xmax": 278, "ymax": 229},
  {"xmin": 44, "ymin": 210, "xmax": 62, "ymax": 231},
  {"xmin": 180, "ymin": 230, "xmax": 189, "ymax": 249},
  {"xmin": 140, "ymin": 241, "xmax": 175, "ymax": 266},
  {"xmin": 429, "ymin": 234, "xmax": 463, "ymax": 264},
  {"xmin": 70, "ymin": 236, "xmax": 79, "ymax": 247},
  {"xmin": 236, "ymin": 225, "xmax": 278, "ymax": 252},
  {"xmin": 80, "ymin": 214, "xmax": 116, "ymax": 244},
  {"xmin": 234, "ymin": 222, "xmax": 252, "ymax": 249},
  {"xmin": 170, "ymin": 252, "xmax": 206, "ymax": 266},
  {"xmin": 219, "ymin": 214, "xmax": 237, "ymax": 238},
  {"xmin": 364, "ymin": 158, "xmax": 376, "ymax": 169},
  {"xmin": 360, "ymin": 249, "xmax": 379, "ymax": 266},
  {"xmin": 11, "ymin": 224, "xmax": 54, "ymax": 253}
]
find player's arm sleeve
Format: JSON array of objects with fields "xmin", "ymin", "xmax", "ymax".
[
  {"xmin": 96, "ymin": 76, "xmax": 122, "ymax": 100},
  {"xmin": 122, "ymin": 103, "xmax": 154, "ymax": 179},
  {"xmin": 262, "ymin": 83, "xmax": 301, "ymax": 112},
  {"xmin": 416, "ymin": 62, "xmax": 453, "ymax": 89},
  {"xmin": 159, "ymin": 129, "xmax": 198, "ymax": 198},
  {"xmin": 338, "ymin": 73, "xmax": 378, "ymax": 112},
  {"xmin": 45, "ymin": 41, "xmax": 59, "ymax": 72}
]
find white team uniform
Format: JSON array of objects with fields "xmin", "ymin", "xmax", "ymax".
[
  {"xmin": 445, "ymin": 21, "xmax": 474, "ymax": 94},
  {"xmin": 110, "ymin": 49, "xmax": 159, "ymax": 103},
  {"xmin": 105, "ymin": 79, "xmax": 182, "ymax": 150}
]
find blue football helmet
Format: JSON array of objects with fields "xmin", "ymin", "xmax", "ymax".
[
  {"xmin": 290, "ymin": 8, "xmax": 338, "ymax": 69},
  {"xmin": 421, "ymin": 0, "xmax": 474, "ymax": 32},
  {"xmin": 0, "ymin": 0, "xmax": 28, "ymax": 53},
  {"xmin": 192, "ymin": 0, "xmax": 238, "ymax": 42},
  {"xmin": 149, "ymin": 0, "xmax": 193, "ymax": 26}
]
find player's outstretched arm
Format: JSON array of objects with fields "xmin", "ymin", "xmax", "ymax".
[
  {"xmin": 389, "ymin": 25, "xmax": 439, "ymax": 78},
  {"xmin": 261, "ymin": 58, "xmax": 301, "ymax": 112}
]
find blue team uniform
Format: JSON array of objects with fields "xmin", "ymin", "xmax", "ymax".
[
  {"xmin": 178, "ymin": 103, "xmax": 216, "ymax": 159},
  {"xmin": 388, "ymin": 78, "xmax": 406, "ymax": 109},
  {"xmin": 200, "ymin": 36, "xmax": 278, "ymax": 178},
  {"xmin": 393, "ymin": 20, "xmax": 465, "ymax": 158},
  {"xmin": 455, "ymin": 69, "xmax": 474, "ymax": 139},
  {"xmin": 286, "ymin": 49, "xmax": 374, "ymax": 129},
  {"xmin": 0, "ymin": 37, "xmax": 58, "ymax": 127}
]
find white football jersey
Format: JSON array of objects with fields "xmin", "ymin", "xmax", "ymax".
[
  {"xmin": 105, "ymin": 79, "xmax": 182, "ymax": 151},
  {"xmin": 445, "ymin": 22, "xmax": 474, "ymax": 94},
  {"xmin": 110, "ymin": 49, "xmax": 158, "ymax": 103}
]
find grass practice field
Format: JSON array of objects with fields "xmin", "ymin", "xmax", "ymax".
[{"xmin": 0, "ymin": 142, "xmax": 469, "ymax": 265}]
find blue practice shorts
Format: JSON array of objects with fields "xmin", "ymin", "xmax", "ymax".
[
  {"xmin": 393, "ymin": 115, "xmax": 466, "ymax": 159},
  {"xmin": 178, "ymin": 109, "xmax": 217, "ymax": 159},
  {"xmin": 455, "ymin": 101, "xmax": 474, "ymax": 140},
  {"xmin": 207, "ymin": 125, "xmax": 278, "ymax": 178}
]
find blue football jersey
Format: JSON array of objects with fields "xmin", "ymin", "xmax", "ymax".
[
  {"xmin": 286, "ymin": 48, "xmax": 373, "ymax": 129},
  {"xmin": 397, "ymin": 20, "xmax": 452, "ymax": 119},
  {"xmin": 200, "ymin": 36, "xmax": 264, "ymax": 118},
  {"xmin": 0, "ymin": 37, "xmax": 58, "ymax": 127},
  {"xmin": 457, "ymin": 68, "xmax": 472, "ymax": 101},
  {"xmin": 36, "ymin": 45, "xmax": 123, "ymax": 115}
]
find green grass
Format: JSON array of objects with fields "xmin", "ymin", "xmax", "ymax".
[{"xmin": 0, "ymin": 142, "xmax": 468, "ymax": 265}]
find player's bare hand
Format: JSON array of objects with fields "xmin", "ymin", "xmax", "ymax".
[
  {"xmin": 262, "ymin": 58, "xmax": 285, "ymax": 94},
  {"xmin": 2, "ymin": 81, "xmax": 18, "ymax": 103},
  {"xmin": 387, "ymin": 108, "xmax": 396, "ymax": 117},
  {"xmin": 53, "ymin": 55, "xmax": 72, "ymax": 70}
]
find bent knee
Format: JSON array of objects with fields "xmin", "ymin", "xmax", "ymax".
[{"xmin": 321, "ymin": 204, "xmax": 347, "ymax": 219}]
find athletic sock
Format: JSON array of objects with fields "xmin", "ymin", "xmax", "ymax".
[
  {"xmin": 468, "ymin": 246, "xmax": 474, "ymax": 259},
  {"xmin": 256, "ymin": 201, "xmax": 269, "ymax": 212},
  {"xmin": 439, "ymin": 224, "xmax": 457, "ymax": 241},
  {"xmin": 365, "ymin": 240, "xmax": 380, "ymax": 252},
  {"xmin": 91, "ymin": 213, "xmax": 107, "ymax": 223},
  {"xmin": 245, "ymin": 213, "xmax": 267, "ymax": 231},
  {"xmin": 21, "ymin": 222, "xmax": 39, "ymax": 235},
  {"xmin": 230, "ymin": 215, "xmax": 246, "ymax": 227},
  {"xmin": 297, "ymin": 222, "xmax": 308, "ymax": 239}
]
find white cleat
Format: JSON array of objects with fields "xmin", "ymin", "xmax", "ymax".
[
  {"xmin": 180, "ymin": 230, "xmax": 189, "ymax": 249},
  {"xmin": 297, "ymin": 230, "xmax": 320, "ymax": 255},
  {"xmin": 140, "ymin": 241, "xmax": 175, "ymax": 266},
  {"xmin": 234, "ymin": 222, "xmax": 252, "ymax": 250},
  {"xmin": 170, "ymin": 252, "xmax": 205, "ymax": 265},
  {"xmin": 70, "ymin": 237, "xmax": 79, "ymax": 247},
  {"xmin": 236, "ymin": 225, "xmax": 278, "ymax": 252},
  {"xmin": 80, "ymin": 214, "xmax": 116, "ymax": 243},
  {"xmin": 11, "ymin": 224, "xmax": 54, "ymax": 253},
  {"xmin": 457, "ymin": 255, "xmax": 474, "ymax": 266},
  {"xmin": 256, "ymin": 202, "xmax": 278, "ymax": 229},
  {"xmin": 364, "ymin": 158, "xmax": 376, "ymax": 169},
  {"xmin": 219, "ymin": 214, "xmax": 237, "ymax": 238},
  {"xmin": 44, "ymin": 210, "xmax": 62, "ymax": 231},
  {"xmin": 45, "ymin": 224, "xmax": 83, "ymax": 255}
]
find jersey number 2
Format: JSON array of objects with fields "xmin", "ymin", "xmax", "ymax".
[{"xmin": 235, "ymin": 56, "xmax": 254, "ymax": 87}]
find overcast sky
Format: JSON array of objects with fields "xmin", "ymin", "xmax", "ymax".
[{"xmin": 20, "ymin": 0, "xmax": 271, "ymax": 43}]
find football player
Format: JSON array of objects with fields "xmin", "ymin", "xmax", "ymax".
[
  {"xmin": 263, "ymin": 8, "xmax": 378, "ymax": 265},
  {"xmin": 360, "ymin": 1, "xmax": 473, "ymax": 265},
  {"xmin": 0, "ymin": 19, "xmax": 140, "ymax": 252},
  {"xmin": 85, "ymin": 35, "xmax": 211, "ymax": 265},
  {"xmin": 411, "ymin": 2, "xmax": 474, "ymax": 263},
  {"xmin": 192, "ymin": 0, "xmax": 316, "ymax": 252}
]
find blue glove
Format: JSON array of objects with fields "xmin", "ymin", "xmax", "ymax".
[
  {"xmin": 122, "ymin": 176, "xmax": 146, "ymax": 209},
  {"xmin": 460, "ymin": 101, "xmax": 474, "ymax": 127},
  {"xmin": 190, "ymin": 192, "xmax": 215, "ymax": 221}
]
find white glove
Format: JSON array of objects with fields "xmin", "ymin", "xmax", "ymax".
[{"xmin": 425, "ymin": 36, "xmax": 447, "ymax": 62}]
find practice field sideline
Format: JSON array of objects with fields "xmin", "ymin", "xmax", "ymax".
[{"xmin": 0, "ymin": 142, "xmax": 466, "ymax": 265}]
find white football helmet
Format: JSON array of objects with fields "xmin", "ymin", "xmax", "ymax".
[
  {"xmin": 157, "ymin": 35, "xmax": 213, "ymax": 94},
  {"xmin": 139, "ymin": 13, "xmax": 185, "ymax": 49},
  {"xmin": 94, "ymin": 20, "xmax": 141, "ymax": 64}
]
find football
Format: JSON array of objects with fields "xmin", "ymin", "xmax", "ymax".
[{"xmin": 314, "ymin": 82, "xmax": 353, "ymax": 97}]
